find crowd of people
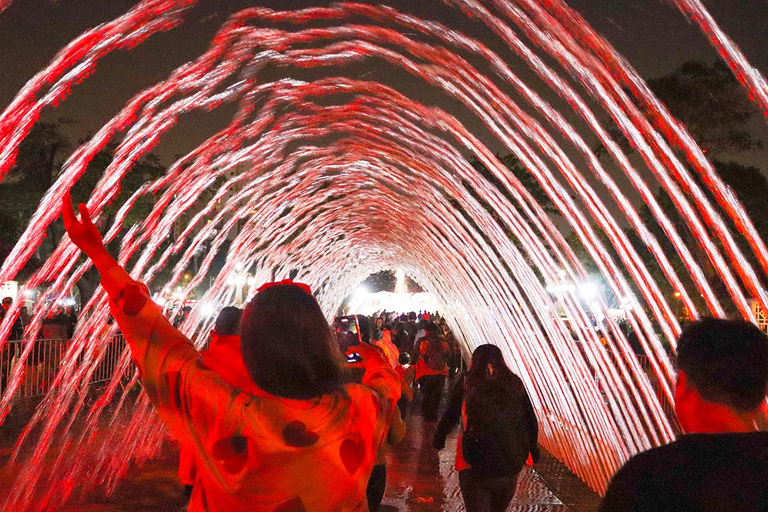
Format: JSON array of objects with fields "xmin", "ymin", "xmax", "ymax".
[
  {"xmin": 55, "ymin": 193, "xmax": 768, "ymax": 511},
  {"xmin": 0, "ymin": 296, "xmax": 81, "ymax": 393}
]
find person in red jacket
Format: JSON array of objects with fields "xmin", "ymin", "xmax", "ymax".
[
  {"xmin": 62, "ymin": 195, "xmax": 400, "ymax": 512},
  {"xmin": 178, "ymin": 306, "xmax": 256, "ymax": 496},
  {"xmin": 414, "ymin": 322, "xmax": 449, "ymax": 423}
]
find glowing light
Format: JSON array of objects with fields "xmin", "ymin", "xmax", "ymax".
[
  {"xmin": 199, "ymin": 302, "xmax": 217, "ymax": 318},
  {"xmin": 620, "ymin": 295, "xmax": 638, "ymax": 310},
  {"xmin": 0, "ymin": 281, "xmax": 18, "ymax": 300},
  {"xmin": 579, "ymin": 281, "xmax": 600, "ymax": 301},
  {"xmin": 347, "ymin": 291, "xmax": 439, "ymax": 316},
  {"xmin": 395, "ymin": 270, "xmax": 407, "ymax": 295},
  {"xmin": 589, "ymin": 301, "xmax": 605, "ymax": 322}
]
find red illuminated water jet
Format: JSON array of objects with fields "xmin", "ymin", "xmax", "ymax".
[{"xmin": 0, "ymin": 1, "xmax": 767, "ymax": 510}]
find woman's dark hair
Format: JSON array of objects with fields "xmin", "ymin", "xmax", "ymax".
[
  {"xmin": 465, "ymin": 344, "xmax": 523, "ymax": 396},
  {"xmin": 214, "ymin": 306, "xmax": 242, "ymax": 336},
  {"xmin": 240, "ymin": 284, "xmax": 345, "ymax": 399}
]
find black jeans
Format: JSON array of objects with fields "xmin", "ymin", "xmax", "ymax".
[
  {"xmin": 366, "ymin": 464, "xmax": 387, "ymax": 511},
  {"xmin": 397, "ymin": 395, "xmax": 409, "ymax": 418},
  {"xmin": 418, "ymin": 374, "xmax": 445, "ymax": 423},
  {"xmin": 458, "ymin": 468, "xmax": 519, "ymax": 512},
  {"xmin": 449, "ymin": 353, "xmax": 463, "ymax": 377}
]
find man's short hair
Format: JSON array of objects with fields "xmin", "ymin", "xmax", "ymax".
[
  {"xmin": 214, "ymin": 306, "xmax": 242, "ymax": 336},
  {"xmin": 2, "ymin": 297, "xmax": 11, "ymax": 304},
  {"xmin": 677, "ymin": 317, "xmax": 768, "ymax": 412}
]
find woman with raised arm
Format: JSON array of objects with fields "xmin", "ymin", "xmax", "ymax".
[{"xmin": 62, "ymin": 195, "xmax": 400, "ymax": 512}]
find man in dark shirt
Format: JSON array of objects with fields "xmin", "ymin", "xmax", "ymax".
[
  {"xmin": 1, "ymin": 296, "xmax": 24, "ymax": 340},
  {"xmin": 600, "ymin": 318, "xmax": 768, "ymax": 511}
]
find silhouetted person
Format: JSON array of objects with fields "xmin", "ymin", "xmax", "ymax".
[
  {"xmin": 391, "ymin": 321, "xmax": 408, "ymax": 351},
  {"xmin": 0, "ymin": 296, "xmax": 10, "ymax": 319},
  {"xmin": 600, "ymin": 318, "xmax": 768, "ymax": 511},
  {"xmin": 1, "ymin": 297, "xmax": 24, "ymax": 340},
  {"xmin": 434, "ymin": 344, "xmax": 539, "ymax": 512},
  {"xmin": 19, "ymin": 306, "xmax": 31, "ymax": 328},
  {"xmin": 64, "ymin": 306, "xmax": 78, "ymax": 339},
  {"xmin": 0, "ymin": 297, "xmax": 19, "ymax": 391},
  {"xmin": 446, "ymin": 330, "xmax": 463, "ymax": 377},
  {"xmin": 396, "ymin": 352, "xmax": 415, "ymax": 417},
  {"xmin": 404, "ymin": 312, "xmax": 418, "ymax": 355},
  {"xmin": 414, "ymin": 322, "xmax": 449, "ymax": 424},
  {"xmin": 372, "ymin": 316, "xmax": 399, "ymax": 368},
  {"xmin": 173, "ymin": 305, "xmax": 192, "ymax": 328}
]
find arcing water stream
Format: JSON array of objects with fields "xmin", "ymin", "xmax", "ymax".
[{"xmin": 0, "ymin": 0, "xmax": 767, "ymax": 509}]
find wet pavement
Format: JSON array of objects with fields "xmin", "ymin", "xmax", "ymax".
[
  {"xmin": 378, "ymin": 406, "xmax": 596, "ymax": 512},
  {"xmin": 44, "ymin": 388, "xmax": 601, "ymax": 511}
]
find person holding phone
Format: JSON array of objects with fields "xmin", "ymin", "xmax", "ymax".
[
  {"xmin": 343, "ymin": 315, "xmax": 405, "ymax": 512},
  {"xmin": 62, "ymin": 194, "xmax": 401, "ymax": 512}
]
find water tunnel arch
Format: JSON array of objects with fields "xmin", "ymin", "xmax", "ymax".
[{"xmin": 0, "ymin": 1, "xmax": 767, "ymax": 509}]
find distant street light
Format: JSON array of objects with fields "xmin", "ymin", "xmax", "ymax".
[
  {"xmin": 579, "ymin": 282, "xmax": 599, "ymax": 301},
  {"xmin": 200, "ymin": 302, "xmax": 217, "ymax": 318}
]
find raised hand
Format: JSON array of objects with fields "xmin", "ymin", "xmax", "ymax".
[{"xmin": 62, "ymin": 193, "xmax": 106, "ymax": 259}]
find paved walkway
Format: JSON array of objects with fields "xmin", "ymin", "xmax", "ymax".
[
  {"xmin": 378, "ymin": 408, "xmax": 580, "ymax": 511},
  {"xmin": 46, "ymin": 390, "xmax": 600, "ymax": 511}
]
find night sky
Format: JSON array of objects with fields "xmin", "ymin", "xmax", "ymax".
[{"xmin": 0, "ymin": 0, "xmax": 767, "ymax": 166}]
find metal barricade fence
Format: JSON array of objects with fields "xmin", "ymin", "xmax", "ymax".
[
  {"xmin": 0, "ymin": 334, "xmax": 132, "ymax": 400},
  {"xmin": 90, "ymin": 334, "xmax": 130, "ymax": 384},
  {"xmin": 1, "ymin": 338, "xmax": 64, "ymax": 399}
]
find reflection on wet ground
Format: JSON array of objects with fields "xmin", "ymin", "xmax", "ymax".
[
  {"xmin": 379, "ymin": 405, "xmax": 582, "ymax": 511},
  {"xmin": 44, "ymin": 383, "xmax": 600, "ymax": 511}
]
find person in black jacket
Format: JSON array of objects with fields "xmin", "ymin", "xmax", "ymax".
[
  {"xmin": 433, "ymin": 344, "xmax": 539, "ymax": 512},
  {"xmin": 1, "ymin": 297, "xmax": 24, "ymax": 340},
  {"xmin": 599, "ymin": 318, "xmax": 768, "ymax": 511}
]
